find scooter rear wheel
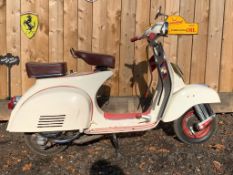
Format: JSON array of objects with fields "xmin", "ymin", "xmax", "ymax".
[
  {"xmin": 24, "ymin": 133, "xmax": 68, "ymax": 156},
  {"xmin": 173, "ymin": 108, "xmax": 218, "ymax": 144}
]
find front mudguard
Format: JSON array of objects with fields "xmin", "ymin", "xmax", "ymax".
[
  {"xmin": 7, "ymin": 86, "xmax": 92, "ymax": 132},
  {"xmin": 162, "ymin": 85, "xmax": 220, "ymax": 122}
]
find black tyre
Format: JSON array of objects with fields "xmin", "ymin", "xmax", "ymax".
[
  {"xmin": 174, "ymin": 109, "xmax": 218, "ymax": 144},
  {"xmin": 24, "ymin": 133, "xmax": 67, "ymax": 156}
]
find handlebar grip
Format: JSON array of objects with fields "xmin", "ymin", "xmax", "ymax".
[{"xmin": 130, "ymin": 36, "xmax": 140, "ymax": 42}]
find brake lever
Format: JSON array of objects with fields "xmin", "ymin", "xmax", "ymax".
[
  {"xmin": 155, "ymin": 13, "xmax": 168, "ymax": 20},
  {"xmin": 155, "ymin": 13, "xmax": 160, "ymax": 20},
  {"xmin": 155, "ymin": 6, "xmax": 162, "ymax": 20},
  {"xmin": 154, "ymin": 6, "xmax": 168, "ymax": 20}
]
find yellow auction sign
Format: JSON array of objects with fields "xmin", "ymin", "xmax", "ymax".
[{"xmin": 166, "ymin": 16, "xmax": 199, "ymax": 35}]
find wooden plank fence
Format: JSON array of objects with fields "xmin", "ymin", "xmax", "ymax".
[{"xmin": 0, "ymin": 0, "xmax": 232, "ymax": 99}]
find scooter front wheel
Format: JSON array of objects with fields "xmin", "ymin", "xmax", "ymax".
[
  {"xmin": 24, "ymin": 133, "xmax": 68, "ymax": 156},
  {"xmin": 173, "ymin": 108, "xmax": 218, "ymax": 144}
]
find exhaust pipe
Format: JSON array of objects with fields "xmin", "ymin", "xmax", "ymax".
[{"xmin": 73, "ymin": 135, "xmax": 103, "ymax": 145}]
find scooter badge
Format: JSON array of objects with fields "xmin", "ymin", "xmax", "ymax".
[{"xmin": 21, "ymin": 13, "xmax": 39, "ymax": 39}]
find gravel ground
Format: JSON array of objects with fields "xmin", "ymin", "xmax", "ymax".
[{"xmin": 0, "ymin": 114, "xmax": 232, "ymax": 175}]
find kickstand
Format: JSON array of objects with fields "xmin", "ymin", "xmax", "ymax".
[{"xmin": 111, "ymin": 134, "xmax": 121, "ymax": 158}]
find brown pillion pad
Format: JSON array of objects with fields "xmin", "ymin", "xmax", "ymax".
[{"xmin": 26, "ymin": 62, "xmax": 67, "ymax": 78}]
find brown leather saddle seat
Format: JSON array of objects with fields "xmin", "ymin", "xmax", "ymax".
[
  {"xmin": 25, "ymin": 49, "xmax": 114, "ymax": 79},
  {"xmin": 70, "ymin": 48, "xmax": 115, "ymax": 69},
  {"xmin": 26, "ymin": 62, "xmax": 67, "ymax": 79}
]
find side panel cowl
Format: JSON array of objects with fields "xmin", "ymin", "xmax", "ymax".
[
  {"xmin": 7, "ymin": 86, "xmax": 92, "ymax": 132},
  {"xmin": 162, "ymin": 85, "xmax": 221, "ymax": 122}
]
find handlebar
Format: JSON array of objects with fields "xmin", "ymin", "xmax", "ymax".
[
  {"xmin": 131, "ymin": 32, "xmax": 158, "ymax": 43},
  {"xmin": 131, "ymin": 8, "xmax": 168, "ymax": 43},
  {"xmin": 130, "ymin": 36, "xmax": 142, "ymax": 42}
]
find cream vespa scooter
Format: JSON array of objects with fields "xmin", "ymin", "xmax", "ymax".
[{"xmin": 7, "ymin": 11, "xmax": 220, "ymax": 155}]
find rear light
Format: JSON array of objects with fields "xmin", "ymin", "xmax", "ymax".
[{"xmin": 8, "ymin": 96, "xmax": 21, "ymax": 110}]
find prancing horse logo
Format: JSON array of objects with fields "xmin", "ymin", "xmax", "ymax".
[{"xmin": 21, "ymin": 13, "xmax": 39, "ymax": 39}]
